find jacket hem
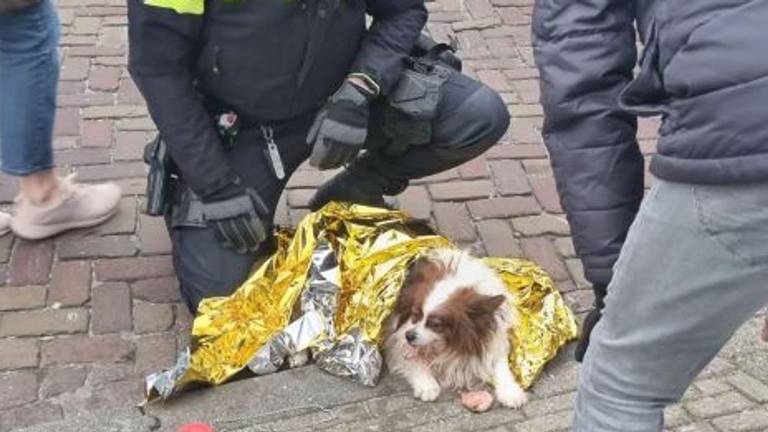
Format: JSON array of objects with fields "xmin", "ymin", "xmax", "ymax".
[{"xmin": 651, "ymin": 153, "xmax": 768, "ymax": 185}]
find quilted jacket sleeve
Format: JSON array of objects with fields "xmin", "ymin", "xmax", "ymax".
[{"xmin": 532, "ymin": 0, "xmax": 644, "ymax": 287}]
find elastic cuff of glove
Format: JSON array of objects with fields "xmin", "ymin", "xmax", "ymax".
[{"xmin": 347, "ymin": 73, "xmax": 380, "ymax": 98}]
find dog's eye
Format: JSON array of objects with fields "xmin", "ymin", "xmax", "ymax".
[{"xmin": 426, "ymin": 317, "xmax": 444, "ymax": 329}]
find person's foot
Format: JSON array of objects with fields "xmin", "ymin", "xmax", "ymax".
[
  {"xmin": 0, "ymin": 212, "xmax": 10, "ymax": 237},
  {"xmin": 308, "ymin": 164, "xmax": 407, "ymax": 212},
  {"xmin": 11, "ymin": 174, "xmax": 122, "ymax": 240}
]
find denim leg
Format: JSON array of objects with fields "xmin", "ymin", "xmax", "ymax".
[
  {"xmin": 0, "ymin": 0, "xmax": 59, "ymax": 176},
  {"xmin": 573, "ymin": 180, "xmax": 768, "ymax": 431}
]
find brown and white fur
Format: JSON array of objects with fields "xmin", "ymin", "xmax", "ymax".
[{"xmin": 383, "ymin": 248, "xmax": 527, "ymax": 409}]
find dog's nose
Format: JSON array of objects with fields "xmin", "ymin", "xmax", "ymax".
[{"xmin": 405, "ymin": 330, "xmax": 418, "ymax": 344}]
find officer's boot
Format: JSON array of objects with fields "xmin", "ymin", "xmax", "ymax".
[
  {"xmin": 574, "ymin": 284, "xmax": 607, "ymax": 363},
  {"xmin": 308, "ymin": 156, "xmax": 408, "ymax": 211}
]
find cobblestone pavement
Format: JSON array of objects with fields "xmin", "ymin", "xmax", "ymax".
[{"xmin": 1, "ymin": 0, "xmax": 767, "ymax": 431}]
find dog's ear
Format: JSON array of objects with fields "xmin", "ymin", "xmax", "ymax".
[
  {"xmin": 394, "ymin": 285, "xmax": 415, "ymax": 328},
  {"xmin": 466, "ymin": 294, "xmax": 506, "ymax": 320},
  {"xmin": 405, "ymin": 255, "xmax": 446, "ymax": 286}
]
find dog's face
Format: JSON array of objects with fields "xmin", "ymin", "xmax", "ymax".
[{"xmin": 394, "ymin": 255, "xmax": 506, "ymax": 357}]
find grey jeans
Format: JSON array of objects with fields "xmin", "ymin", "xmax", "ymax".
[{"xmin": 574, "ymin": 179, "xmax": 768, "ymax": 431}]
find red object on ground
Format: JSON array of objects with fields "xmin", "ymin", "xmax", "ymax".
[
  {"xmin": 178, "ymin": 423, "xmax": 214, "ymax": 432},
  {"xmin": 460, "ymin": 389, "xmax": 494, "ymax": 413}
]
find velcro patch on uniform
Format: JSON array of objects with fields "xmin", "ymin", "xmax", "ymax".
[{"xmin": 145, "ymin": 0, "xmax": 203, "ymax": 15}]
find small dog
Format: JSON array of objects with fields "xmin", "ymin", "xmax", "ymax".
[{"xmin": 383, "ymin": 248, "xmax": 528, "ymax": 409}]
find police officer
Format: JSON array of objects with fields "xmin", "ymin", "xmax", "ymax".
[{"xmin": 127, "ymin": 0, "xmax": 510, "ymax": 313}]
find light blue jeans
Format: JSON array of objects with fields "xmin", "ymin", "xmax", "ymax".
[
  {"xmin": 574, "ymin": 179, "xmax": 768, "ymax": 431},
  {"xmin": 0, "ymin": 0, "xmax": 58, "ymax": 176}
]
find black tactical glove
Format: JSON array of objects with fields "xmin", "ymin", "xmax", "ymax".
[
  {"xmin": 201, "ymin": 184, "xmax": 271, "ymax": 254},
  {"xmin": 307, "ymin": 79, "xmax": 376, "ymax": 170}
]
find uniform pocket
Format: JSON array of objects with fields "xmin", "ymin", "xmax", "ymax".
[
  {"xmin": 388, "ymin": 67, "xmax": 447, "ymax": 121},
  {"xmin": 694, "ymin": 183, "xmax": 768, "ymax": 266},
  {"xmin": 382, "ymin": 66, "xmax": 448, "ymax": 146}
]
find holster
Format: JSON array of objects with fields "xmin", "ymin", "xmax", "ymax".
[
  {"xmin": 143, "ymin": 135, "xmax": 172, "ymax": 217},
  {"xmin": 381, "ymin": 32, "xmax": 462, "ymax": 154}
]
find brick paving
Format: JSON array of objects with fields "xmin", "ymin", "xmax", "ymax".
[{"xmin": 1, "ymin": 0, "xmax": 767, "ymax": 431}]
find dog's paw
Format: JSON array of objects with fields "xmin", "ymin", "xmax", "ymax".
[
  {"xmin": 413, "ymin": 378, "xmax": 441, "ymax": 402},
  {"xmin": 496, "ymin": 386, "xmax": 528, "ymax": 409},
  {"xmin": 287, "ymin": 351, "xmax": 310, "ymax": 369}
]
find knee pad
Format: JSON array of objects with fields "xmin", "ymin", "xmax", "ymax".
[{"xmin": 432, "ymin": 83, "xmax": 511, "ymax": 154}]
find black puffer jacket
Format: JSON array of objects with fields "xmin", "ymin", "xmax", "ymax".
[{"xmin": 533, "ymin": 0, "xmax": 768, "ymax": 287}]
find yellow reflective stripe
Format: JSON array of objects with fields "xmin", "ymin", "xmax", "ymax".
[{"xmin": 145, "ymin": 0, "xmax": 204, "ymax": 15}]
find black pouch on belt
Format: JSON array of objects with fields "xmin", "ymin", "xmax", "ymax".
[
  {"xmin": 382, "ymin": 32, "xmax": 462, "ymax": 155},
  {"xmin": 382, "ymin": 62, "xmax": 450, "ymax": 154}
]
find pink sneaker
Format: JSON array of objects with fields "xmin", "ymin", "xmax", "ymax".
[{"xmin": 11, "ymin": 174, "xmax": 122, "ymax": 240}]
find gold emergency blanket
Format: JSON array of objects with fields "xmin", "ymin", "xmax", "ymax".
[{"xmin": 146, "ymin": 203, "xmax": 578, "ymax": 401}]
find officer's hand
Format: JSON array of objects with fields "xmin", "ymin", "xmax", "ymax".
[
  {"xmin": 201, "ymin": 186, "xmax": 271, "ymax": 254},
  {"xmin": 307, "ymin": 79, "xmax": 376, "ymax": 170}
]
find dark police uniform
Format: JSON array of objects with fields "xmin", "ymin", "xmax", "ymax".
[{"xmin": 127, "ymin": 0, "xmax": 510, "ymax": 312}]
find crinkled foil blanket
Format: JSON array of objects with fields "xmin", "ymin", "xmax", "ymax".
[{"xmin": 146, "ymin": 203, "xmax": 578, "ymax": 401}]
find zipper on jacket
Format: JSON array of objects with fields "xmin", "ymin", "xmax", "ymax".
[
  {"xmin": 287, "ymin": 0, "xmax": 313, "ymax": 116},
  {"xmin": 296, "ymin": 0, "xmax": 341, "ymax": 88},
  {"xmin": 212, "ymin": 46, "xmax": 221, "ymax": 77}
]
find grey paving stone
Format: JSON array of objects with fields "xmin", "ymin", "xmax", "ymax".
[
  {"xmin": 711, "ymin": 406, "xmax": 768, "ymax": 432},
  {"xmin": 685, "ymin": 392, "xmax": 754, "ymax": 419}
]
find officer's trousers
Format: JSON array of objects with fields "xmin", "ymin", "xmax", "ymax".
[{"xmin": 168, "ymin": 69, "xmax": 510, "ymax": 313}]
